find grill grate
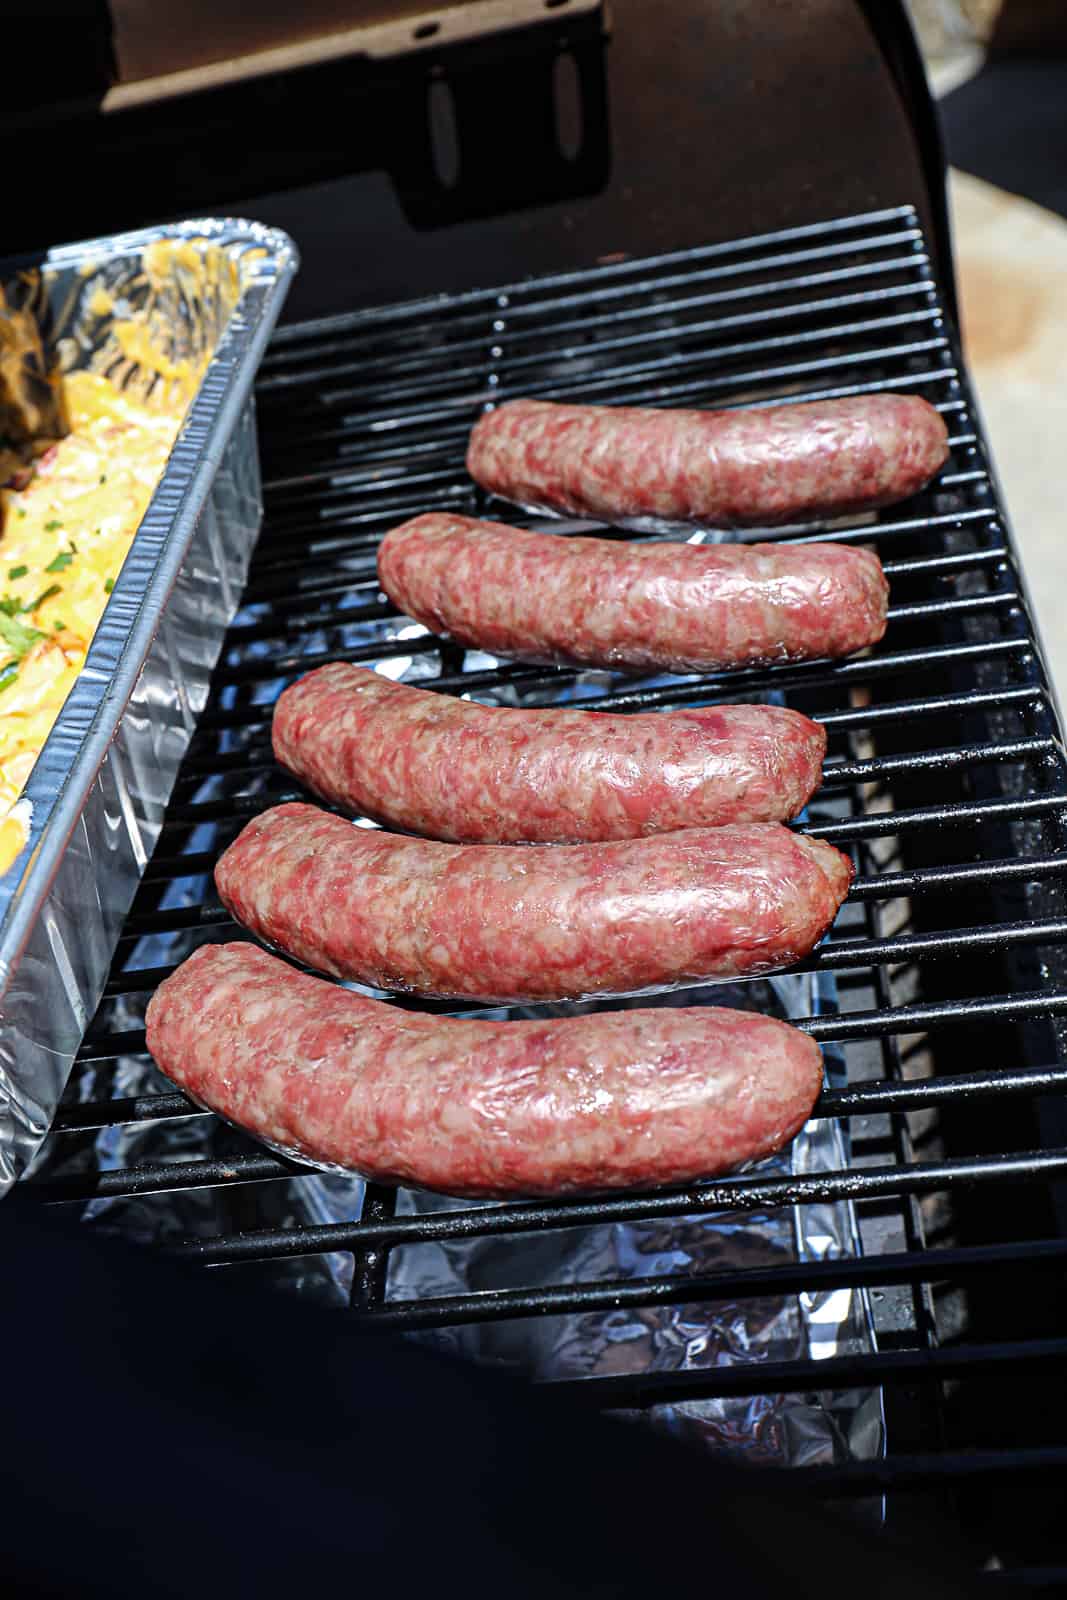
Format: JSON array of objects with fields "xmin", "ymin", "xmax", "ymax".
[{"xmin": 19, "ymin": 206, "xmax": 1067, "ymax": 1573}]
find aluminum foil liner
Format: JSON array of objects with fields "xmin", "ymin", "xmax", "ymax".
[
  {"xmin": 0, "ymin": 218, "xmax": 298, "ymax": 1191},
  {"xmin": 383, "ymin": 976, "xmax": 882, "ymax": 1470},
  {"xmin": 66, "ymin": 601, "xmax": 883, "ymax": 1472}
]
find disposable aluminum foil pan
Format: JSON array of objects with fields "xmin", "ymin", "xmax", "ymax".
[{"xmin": 0, "ymin": 217, "xmax": 298, "ymax": 1192}]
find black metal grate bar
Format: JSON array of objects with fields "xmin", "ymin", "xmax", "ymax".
[
  {"xmin": 45, "ymin": 1062, "xmax": 1067, "ymax": 1139},
  {"xmin": 543, "ymin": 1336, "xmax": 1067, "ymax": 1406},
  {"xmin": 160, "ymin": 732, "xmax": 1047, "ymax": 803},
  {"xmin": 112, "ymin": 850, "xmax": 1067, "ymax": 947},
  {"xmin": 64, "ymin": 984, "xmax": 1067, "ymax": 1073},
  {"xmin": 98, "ymin": 912, "xmax": 1067, "ymax": 990},
  {"xmin": 783, "ymin": 1449, "xmax": 1067, "ymax": 1496},
  {"xmin": 199, "ymin": 1238, "xmax": 1067, "ymax": 1334}
]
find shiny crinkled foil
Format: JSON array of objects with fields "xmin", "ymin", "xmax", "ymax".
[{"xmin": 0, "ymin": 218, "xmax": 297, "ymax": 1191}]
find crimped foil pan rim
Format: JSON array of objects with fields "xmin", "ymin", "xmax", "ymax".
[{"xmin": 0, "ymin": 217, "xmax": 298, "ymax": 999}]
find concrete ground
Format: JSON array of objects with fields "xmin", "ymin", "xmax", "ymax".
[{"xmin": 950, "ymin": 165, "xmax": 1067, "ymax": 706}]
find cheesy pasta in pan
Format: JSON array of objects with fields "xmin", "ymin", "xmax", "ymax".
[{"xmin": 0, "ymin": 372, "xmax": 182, "ymax": 869}]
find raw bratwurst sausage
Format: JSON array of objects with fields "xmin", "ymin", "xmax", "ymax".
[
  {"xmin": 216, "ymin": 804, "xmax": 853, "ymax": 1003},
  {"xmin": 145, "ymin": 943, "xmax": 825, "ymax": 1198},
  {"xmin": 466, "ymin": 395, "xmax": 949, "ymax": 528},
  {"xmin": 377, "ymin": 513, "xmax": 889, "ymax": 675},
  {"xmin": 272, "ymin": 663, "xmax": 826, "ymax": 843}
]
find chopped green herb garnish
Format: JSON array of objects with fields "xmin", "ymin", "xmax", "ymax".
[
  {"xmin": 45, "ymin": 550, "xmax": 73, "ymax": 573},
  {"xmin": 0, "ymin": 596, "xmax": 21, "ymax": 618},
  {"xmin": 44, "ymin": 519, "xmax": 62, "ymax": 533},
  {"xmin": 16, "ymin": 508, "xmax": 26, "ymax": 519},
  {"xmin": 53, "ymin": 619, "xmax": 65, "ymax": 631},
  {"xmin": 27, "ymin": 584, "xmax": 61, "ymax": 612},
  {"xmin": 99, "ymin": 475, "xmax": 107, "ymax": 484},
  {"xmin": 7, "ymin": 565, "xmax": 27, "ymax": 581},
  {"xmin": 0, "ymin": 611, "xmax": 42, "ymax": 657},
  {"xmin": 103, "ymin": 577, "xmax": 114, "ymax": 594},
  {"xmin": 0, "ymin": 661, "xmax": 18, "ymax": 694}
]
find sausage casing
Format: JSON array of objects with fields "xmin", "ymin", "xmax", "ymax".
[
  {"xmin": 377, "ymin": 513, "xmax": 889, "ymax": 675},
  {"xmin": 216, "ymin": 803, "xmax": 853, "ymax": 1002},
  {"xmin": 146, "ymin": 943, "xmax": 825, "ymax": 1198},
  {"xmin": 466, "ymin": 394, "xmax": 949, "ymax": 528},
  {"xmin": 272, "ymin": 663, "xmax": 827, "ymax": 843}
]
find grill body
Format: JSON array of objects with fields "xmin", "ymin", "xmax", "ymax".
[{"xmin": 19, "ymin": 205, "xmax": 1067, "ymax": 1576}]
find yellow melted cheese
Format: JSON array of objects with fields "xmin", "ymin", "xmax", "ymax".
[{"xmin": 0, "ymin": 370, "xmax": 183, "ymax": 871}]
